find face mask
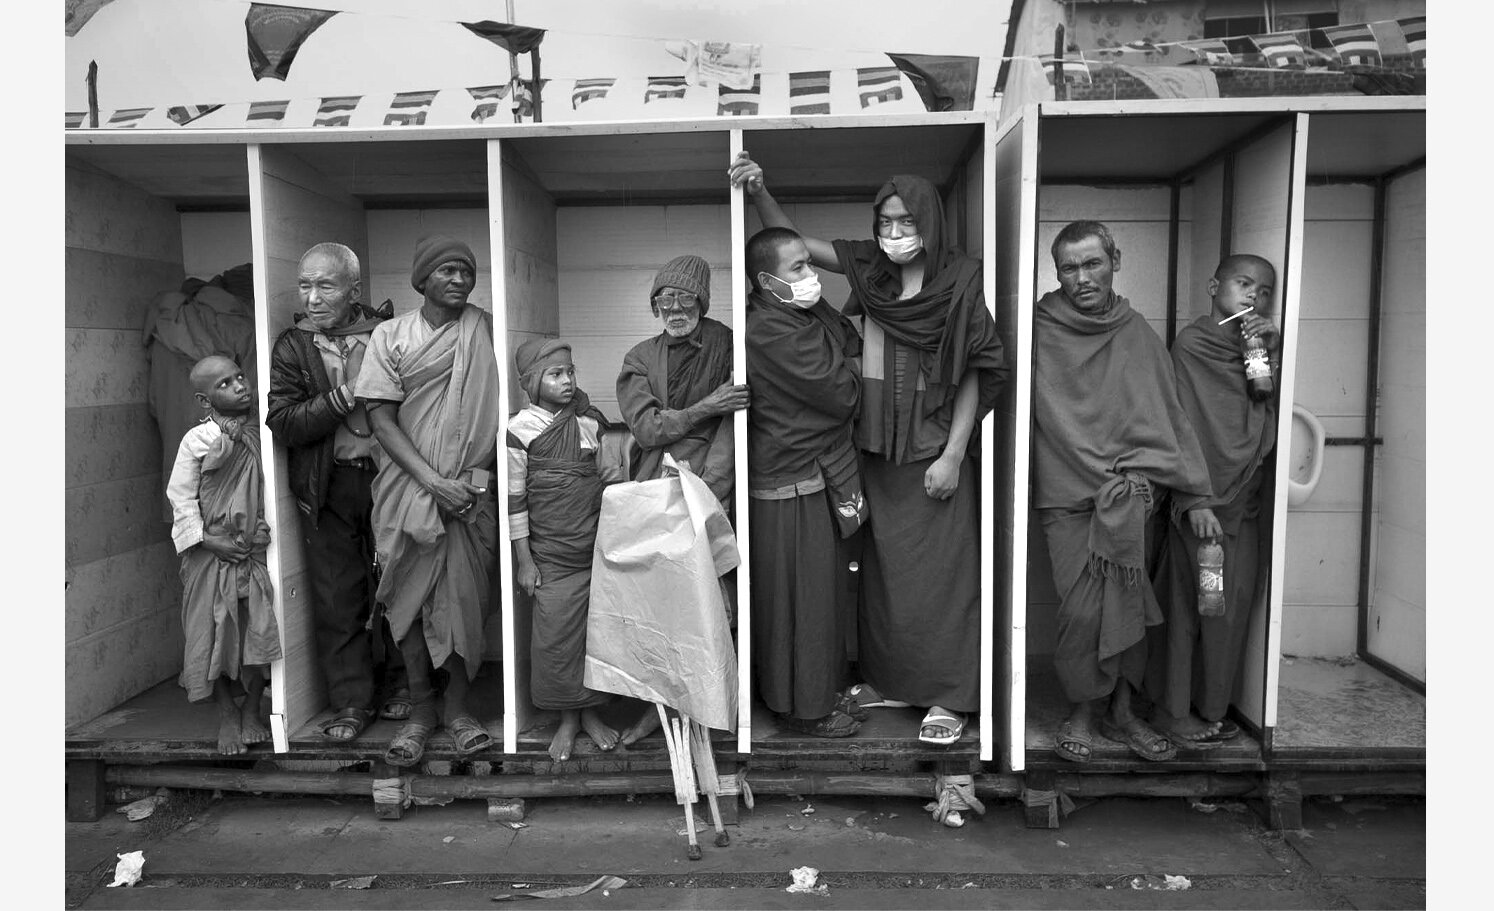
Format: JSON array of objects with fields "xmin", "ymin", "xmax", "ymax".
[
  {"xmin": 879, "ymin": 233, "xmax": 923, "ymax": 264},
  {"xmin": 763, "ymin": 272, "xmax": 821, "ymax": 309}
]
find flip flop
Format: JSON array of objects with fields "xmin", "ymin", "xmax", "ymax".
[
  {"xmin": 845, "ymin": 683, "xmax": 910, "ymax": 711},
  {"xmin": 1053, "ymin": 719, "xmax": 1093, "ymax": 763},
  {"xmin": 379, "ymin": 690, "xmax": 413, "ymax": 722},
  {"xmin": 319, "ymin": 706, "xmax": 373, "ymax": 742},
  {"xmin": 1100, "ymin": 718, "xmax": 1177, "ymax": 762},
  {"xmin": 447, "ymin": 715, "xmax": 494, "ymax": 756},
  {"xmin": 833, "ymin": 689, "xmax": 871, "ymax": 721},
  {"xmin": 384, "ymin": 711, "xmax": 436, "ymax": 768},
  {"xmin": 918, "ymin": 709, "xmax": 965, "ymax": 746}
]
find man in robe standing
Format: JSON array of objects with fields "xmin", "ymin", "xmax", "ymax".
[
  {"xmin": 745, "ymin": 227, "xmax": 867, "ymax": 737},
  {"xmin": 1032, "ymin": 220, "xmax": 1212, "ymax": 763},
  {"xmin": 356, "ymin": 235, "xmax": 501, "ymax": 767},
  {"xmin": 267, "ymin": 242, "xmax": 408, "ymax": 743},
  {"xmin": 614, "ymin": 253, "xmax": 749, "ymax": 744},
  {"xmin": 1148, "ymin": 254, "xmax": 1280, "ymax": 747}
]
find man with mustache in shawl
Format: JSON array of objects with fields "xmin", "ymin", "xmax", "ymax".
[
  {"xmin": 355, "ymin": 235, "xmax": 501, "ymax": 767},
  {"xmin": 1146, "ymin": 254, "xmax": 1280, "ymax": 748},
  {"xmin": 613, "ymin": 253, "xmax": 750, "ymax": 746},
  {"xmin": 508, "ymin": 338, "xmax": 620, "ymax": 761},
  {"xmin": 1032, "ymin": 220, "xmax": 1212, "ymax": 763},
  {"xmin": 267, "ymin": 242, "xmax": 408, "ymax": 743},
  {"xmin": 730, "ymin": 153, "xmax": 1008, "ymax": 746}
]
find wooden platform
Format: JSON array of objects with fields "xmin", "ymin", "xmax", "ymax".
[{"xmin": 1272, "ymin": 655, "xmax": 1425, "ymax": 763}]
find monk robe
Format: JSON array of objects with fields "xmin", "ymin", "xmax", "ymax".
[
  {"xmin": 170, "ymin": 418, "xmax": 281, "ymax": 703},
  {"xmin": 356, "ymin": 304, "xmax": 501, "ymax": 680},
  {"xmin": 745, "ymin": 289, "xmax": 863, "ymax": 720},
  {"xmin": 1147, "ymin": 314, "xmax": 1277, "ymax": 723},
  {"xmin": 507, "ymin": 389, "xmax": 612, "ymax": 712},
  {"xmin": 616, "ymin": 317, "xmax": 736, "ymax": 502},
  {"xmin": 831, "ymin": 175, "xmax": 1007, "ymax": 713},
  {"xmin": 1032, "ymin": 291, "xmax": 1211, "ymax": 704}
]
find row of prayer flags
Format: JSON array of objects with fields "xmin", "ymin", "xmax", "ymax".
[{"xmin": 1173, "ymin": 16, "xmax": 1425, "ymax": 70}]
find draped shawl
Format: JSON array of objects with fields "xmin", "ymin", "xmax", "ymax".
[
  {"xmin": 832, "ymin": 174, "xmax": 1005, "ymax": 459},
  {"xmin": 512, "ymin": 389, "xmax": 608, "ymax": 571}
]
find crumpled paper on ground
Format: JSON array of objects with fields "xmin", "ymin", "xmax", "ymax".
[
  {"xmin": 585, "ymin": 455, "xmax": 738, "ymax": 731},
  {"xmin": 107, "ymin": 851, "xmax": 145, "ymax": 888},
  {"xmin": 786, "ymin": 866, "xmax": 829, "ymax": 895},
  {"xmin": 491, "ymin": 875, "xmax": 627, "ymax": 901}
]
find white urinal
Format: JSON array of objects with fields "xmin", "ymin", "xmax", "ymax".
[{"xmin": 1287, "ymin": 404, "xmax": 1326, "ymax": 508}]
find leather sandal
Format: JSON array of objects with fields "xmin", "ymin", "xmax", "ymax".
[
  {"xmin": 446, "ymin": 715, "xmax": 494, "ymax": 757},
  {"xmin": 384, "ymin": 705, "xmax": 436, "ymax": 768},
  {"xmin": 319, "ymin": 707, "xmax": 373, "ymax": 742},
  {"xmin": 780, "ymin": 710, "xmax": 860, "ymax": 738}
]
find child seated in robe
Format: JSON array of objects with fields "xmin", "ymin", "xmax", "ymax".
[
  {"xmin": 508, "ymin": 339, "xmax": 620, "ymax": 762},
  {"xmin": 167, "ymin": 355, "xmax": 282, "ymax": 754}
]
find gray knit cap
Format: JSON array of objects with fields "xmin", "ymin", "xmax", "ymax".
[{"xmin": 650, "ymin": 254, "xmax": 712, "ymax": 315}]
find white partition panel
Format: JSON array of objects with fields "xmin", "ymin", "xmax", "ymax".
[
  {"xmin": 992, "ymin": 109, "xmax": 1038, "ymax": 770},
  {"xmin": 729, "ymin": 128, "xmax": 752, "ymax": 753},
  {"xmin": 249, "ymin": 144, "xmax": 370, "ymax": 748}
]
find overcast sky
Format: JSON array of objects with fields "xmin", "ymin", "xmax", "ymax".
[{"xmin": 64, "ymin": 0, "xmax": 1009, "ymax": 124}]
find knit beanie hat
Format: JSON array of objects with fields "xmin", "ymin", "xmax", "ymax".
[
  {"xmin": 650, "ymin": 254, "xmax": 712, "ymax": 315},
  {"xmin": 411, "ymin": 234, "xmax": 478, "ymax": 292}
]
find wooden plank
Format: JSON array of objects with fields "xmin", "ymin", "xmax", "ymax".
[
  {"xmin": 65, "ymin": 541, "xmax": 178, "ymax": 646},
  {"xmin": 730, "ymin": 128, "xmax": 751, "ymax": 754},
  {"xmin": 65, "ymin": 247, "xmax": 183, "ymax": 331},
  {"xmin": 67, "ymin": 760, "xmax": 108, "ymax": 822},
  {"xmin": 65, "ymin": 328, "xmax": 151, "ymax": 410},
  {"xmin": 64, "ymin": 475, "xmax": 172, "ymax": 567},
  {"xmin": 66, "ymin": 404, "xmax": 161, "ymax": 489}
]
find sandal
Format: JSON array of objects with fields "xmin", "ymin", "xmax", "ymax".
[
  {"xmin": 379, "ymin": 690, "xmax": 413, "ymax": 722},
  {"xmin": 384, "ymin": 705, "xmax": 436, "ymax": 768},
  {"xmin": 833, "ymin": 689, "xmax": 871, "ymax": 722},
  {"xmin": 319, "ymin": 707, "xmax": 373, "ymax": 742},
  {"xmin": 780, "ymin": 710, "xmax": 860, "ymax": 738},
  {"xmin": 1100, "ymin": 718, "xmax": 1177, "ymax": 762},
  {"xmin": 446, "ymin": 715, "xmax": 494, "ymax": 757},
  {"xmin": 918, "ymin": 709, "xmax": 966, "ymax": 746},
  {"xmin": 845, "ymin": 683, "xmax": 910, "ymax": 710},
  {"xmin": 1054, "ymin": 718, "xmax": 1093, "ymax": 763}
]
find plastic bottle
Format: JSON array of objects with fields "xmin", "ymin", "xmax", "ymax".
[
  {"xmin": 1196, "ymin": 539, "xmax": 1226, "ymax": 617},
  {"xmin": 1242, "ymin": 332, "xmax": 1274, "ymax": 402}
]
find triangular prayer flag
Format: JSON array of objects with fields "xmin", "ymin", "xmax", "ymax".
[
  {"xmin": 886, "ymin": 54, "xmax": 979, "ymax": 112},
  {"xmin": 65, "ymin": 111, "xmax": 87, "ymax": 129},
  {"xmin": 1177, "ymin": 38, "xmax": 1237, "ymax": 67},
  {"xmin": 513, "ymin": 80, "xmax": 549, "ymax": 119},
  {"xmin": 856, "ymin": 66, "xmax": 904, "ymax": 106},
  {"xmin": 1251, "ymin": 31, "xmax": 1309, "ymax": 69},
  {"xmin": 314, "ymin": 95, "xmax": 361, "ymax": 127},
  {"xmin": 65, "ymin": 0, "xmax": 116, "ymax": 37},
  {"xmin": 247, "ymin": 99, "xmax": 289, "ymax": 124},
  {"xmin": 384, "ymin": 90, "xmax": 437, "ymax": 126},
  {"xmin": 467, "ymin": 84, "xmax": 510, "ymax": 123},
  {"xmin": 167, "ymin": 104, "xmax": 224, "ymax": 126},
  {"xmin": 645, "ymin": 75, "xmax": 688, "ymax": 103},
  {"xmin": 1320, "ymin": 23, "xmax": 1383, "ymax": 67},
  {"xmin": 1399, "ymin": 16, "xmax": 1425, "ymax": 67},
  {"xmin": 717, "ymin": 74, "xmax": 760, "ymax": 116},
  {"xmin": 571, "ymin": 78, "xmax": 615, "ymax": 109},
  {"xmin": 106, "ymin": 108, "xmax": 151, "ymax": 128},
  {"xmin": 1039, "ymin": 54, "xmax": 1093, "ymax": 85},
  {"xmin": 246, "ymin": 4, "xmax": 337, "ymax": 81},
  {"xmin": 788, "ymin": 70, "xmax": 831, "ymax": 115},
  {"xmin": 460, "ymin": 21, "xmax": 546, "ymax": 55}
]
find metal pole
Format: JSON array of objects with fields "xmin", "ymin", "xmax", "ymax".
[{"xmin": 87, "ymin": 60, "xmax": 98, "ymax": 128}]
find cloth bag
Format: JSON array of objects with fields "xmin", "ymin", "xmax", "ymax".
[{"xmin": 584, "ymin": 454, "xmax": 739, "ymax": 731}]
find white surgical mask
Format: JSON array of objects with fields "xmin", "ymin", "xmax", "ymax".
[
  {"xmin": 879, "ymin": 233, "xmax": 924, "ymax": 264},
  {"xmin": 763, "ymin": 272, "xmax": 822, "ymax": 309}
]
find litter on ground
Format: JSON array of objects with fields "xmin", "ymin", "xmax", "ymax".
[
  {"xmin": 786, "ymin": 866, "xmax": 829, "ymax": 895},
  {"xmin": 492, "ymin": 875, "xmax": 627, "ymax": 902},
  {"xmin": 107, "ymin": 851, "xmax": 145, "ymax": 888}
]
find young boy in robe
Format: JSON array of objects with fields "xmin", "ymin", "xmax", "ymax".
[
  {"xmin": 166, "ymin": 355, "xmax": 282, "ymax": 755},
  {"xmin": 508, "ymin": 339, "xmax": 620, "ymax": 762},
  {"xmin": 1147, "ymin": 255, "xmax": 1280, "ymax": 748}
]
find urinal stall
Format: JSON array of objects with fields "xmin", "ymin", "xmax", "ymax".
[{"xmin": 1269, "ymin": 109, "xmax": 1425, "ymax": 773}]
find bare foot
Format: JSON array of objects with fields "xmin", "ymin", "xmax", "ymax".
[
  {"xmin": 240, "ymin": 701, "xmax": 270, "ymax": 745},
  {"xmin": 581, "ymin": 707, "xmax": 619, "ymax": 751},
  {"xmin": 1152, "ymin": 710, "xmax": 1221, "ymax": 741},
  {"xmin": 218, "ymin": 704, "xmax": 246, "ymax": 755},
  {"xmin": 549, "ymin": 711, "xmax": 581, "ymax": 762},
  {"xmin": 618, "ymin": 708, "xmax": 661, "ymax": 747}
]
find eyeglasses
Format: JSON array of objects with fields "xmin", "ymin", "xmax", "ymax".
[{"xmin": 653, "ymin": 292, "xmax": 699, "ymax": 313}]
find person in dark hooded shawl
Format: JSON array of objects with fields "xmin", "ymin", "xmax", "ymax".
[
  {"xmin": 730, "ymin": 153, "xmax": 1007, "ymax": 746},
  {"xmin": 507, "ymin": 338, "xmax": 621, "ymax": 762},
  {"xmin": 1032, "ymin": 220, "xmax": 1212, "ymax": 764},
  {"xmin": 1145, "ymin": 254, "xmax": 1280, "ymax": 749},
  {"xmin": 744, "ymin": 227, "xmax": 868, "ymax": 737}
]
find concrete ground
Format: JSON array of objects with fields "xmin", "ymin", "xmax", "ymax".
[{"xmin": 65, "ymin": 790, "xmax": 1425, "ymax": 910}]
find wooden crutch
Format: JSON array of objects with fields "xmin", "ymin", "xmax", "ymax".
[
  {"xmin": 687, "ymin": 716, "xmax": 729, "ymax": 847},
  {"xmin": 656, "ymin": 704, "xmax": 702, "ymax": 861}
]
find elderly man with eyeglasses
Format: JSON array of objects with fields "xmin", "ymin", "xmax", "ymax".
[{"xmin": 615, "ymin": 254, "xmax": 749, "ymax": 504}]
